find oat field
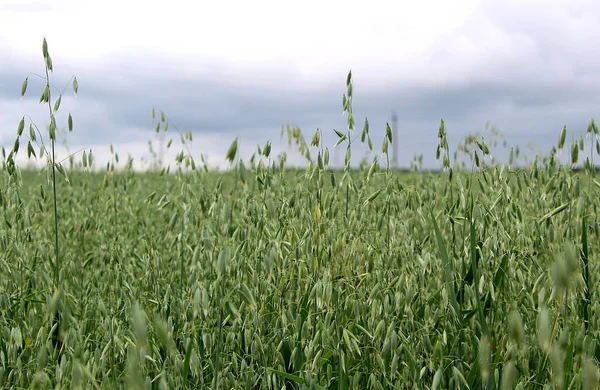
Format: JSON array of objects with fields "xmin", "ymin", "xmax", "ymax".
[{"xmin": 1, "ymin": 40, "xmax": 600, "ymax": 389}]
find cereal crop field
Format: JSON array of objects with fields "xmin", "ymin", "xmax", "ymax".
[{"xmin": 1, "ymin": 40, "xmax": 600, "ymax": 389}]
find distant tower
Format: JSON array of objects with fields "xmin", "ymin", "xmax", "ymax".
[{"xmin": 391, "ymin": 111, "xmax": 398, "ymax": 169}]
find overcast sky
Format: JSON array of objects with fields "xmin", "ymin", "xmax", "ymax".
[{"xmin": 2, "ymin": 0, "xmax": 600, "ymax": 171}]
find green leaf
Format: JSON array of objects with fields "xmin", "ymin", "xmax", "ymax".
[
  {"xmin": 558, "ymin": 126, "xmax": 566, "ymax": 150},
  {"xmin": 364, "ymin": 189, "xmax": 382, "ymax": 206},
  {"xmin": 334, "ymin": 136, "xmax": 347, "ymax": 148},
  {"xmin": 42, "ymin": 38, "xmax": 48, "ymax": 58},
  {"xmin": 17, "ymin": 117, "xmax": 24, "ymax": 136},
  {"xmin": 45, "ymin": 55, "xmax": 53, "ymax": 72},
  {"xmin": 53, "ymin": 94, "xmax": 62, "ymax": 113},
  {"xmin": 21, "ymin": 77, "xmax": 28, "ymax": 97},
  {"xmin": 237, "ymin": 283, "xmax": 256, "ymax": 308},
  {"xmin": 225, "ymin": 301, "xmax": 240, "ymax": 320},
  {"xmin": 563, "ymin": 325, "xmax": 577, "ymax": 387},
  {"xmin": 430, "ymin": 211, "xmax": 460, "ymax": 323},
  {"xmin": 538, "ymin": 203, "xmax": 569, "ymax": 223},
  {"xmin": 27, "ymin": 142, "xmax": 36, "ymax": 159},
  {"xmin": 310, "ymin": 129, "xmax": 320, "ymax": 147},
  {"xmin": 347, "ymin": 112, "xmax": 354, "ymax": 130},
  {"xmin": 432, "ymin": 368, "xmax": 443, "ymax": 390},
  {"xmin": 217, "ymin": 248, "xmax": 227, "ymax": 275},
  {"xmin": 226, "ymin": 138, "xmax": 238, "ymax": 164},
  {"xmin": 481, "ymin": 139, "xmax": 490, "ymax": 155},
  {"xmin": 68, "ymin": 113, "xmax": 73, "ymax": 132},
  {"xmin": 345, "ymin": 147, "xmax": 351, "ymax": 168},
  {"xmin": 182, "ymin": 338, "xmax": 193, "ymax": 386},
  {"xmin": 367, "ymin": 159, "xmax": 378, "ymax": 182},
  {"xmin": 386, "ymin": 122, "xmax": 393, "ymax": 143},
  {"xmin": 29, "ymin": 124, "xmax": 36, "ymax": 142},
  {"xmin": 571, "ymin": 141, "xmax": 579, "ymax": 166},
  {"xmin": 56, "ymin": 163, "xmax": 67, "ymax": 178},
  {"xmin": 470, "ymin": 214, "xmax": 488, "ymax": 337},
  {"xmin": 39, "ymin": 86, "xmax": 49, "ymax": 103}
]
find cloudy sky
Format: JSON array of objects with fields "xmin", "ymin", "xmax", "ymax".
[{"xmin": 1, "ymin": 0, "xmax": 600, "ymax": 171}]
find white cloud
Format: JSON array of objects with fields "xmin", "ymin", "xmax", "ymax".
[
  {"xmin": 3, "ymin": 0, "xmax": 600, "ymax": 89},
  {"xmin": 1, "ymin": 0, "xmax": 479, "ymax": 84}
]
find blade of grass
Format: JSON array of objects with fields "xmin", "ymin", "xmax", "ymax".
[{"xmin": 430, "ymin": 211, "xmax": 460, "ymax": 323}]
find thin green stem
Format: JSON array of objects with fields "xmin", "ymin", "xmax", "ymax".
[{"xmin": 44, "ymin": 65, "xmax": 60, "ymax": 290}]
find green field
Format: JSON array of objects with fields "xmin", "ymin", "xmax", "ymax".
[
  {"xmin": 3, "ymin": 43, "xmax": 600, "ymax": 388},
  {"xmin": 2, "ymin": 139, "xmax": 600, "ymax": 389}
]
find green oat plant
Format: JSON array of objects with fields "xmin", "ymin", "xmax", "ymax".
[
  {"xmin": 14, "ymin": 38, "xmax": 80, "ymax": 288},
  {"xmin": 9, "ymin": 37, "xmax": 85, "ymax": 377}
]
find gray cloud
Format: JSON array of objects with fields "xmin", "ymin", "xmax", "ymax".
[{"xmin": 3, "ymin": 3, "xmax": 600, "ymax": 171}]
